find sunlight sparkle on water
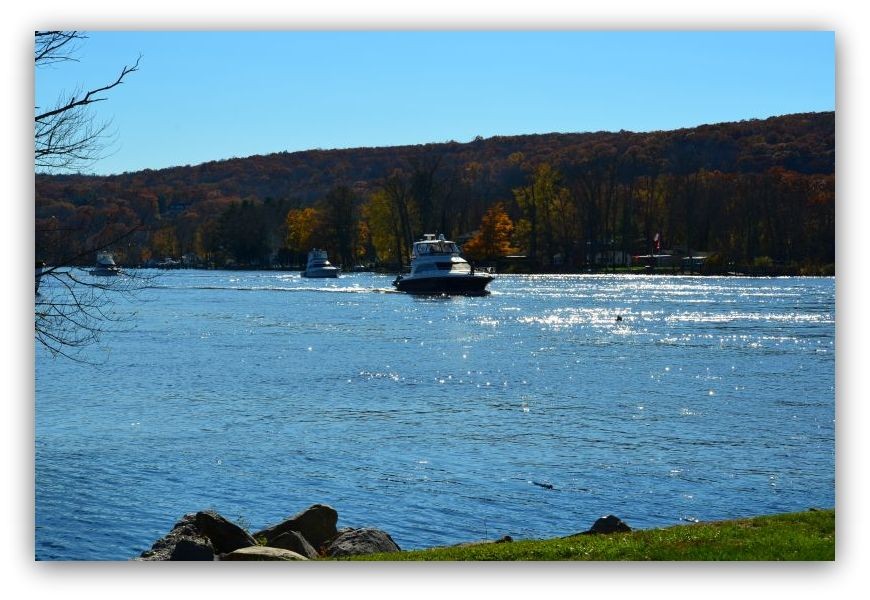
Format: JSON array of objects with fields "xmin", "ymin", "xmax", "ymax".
[{"xmin": 35, "ymin": 272, "xmax": 834, "ymax": 560}]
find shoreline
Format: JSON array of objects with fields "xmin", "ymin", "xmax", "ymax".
[
  {"xmin": 88, "ymin": 264, "xmax": 835, "ymax": 277},
  {"xmin": 358, "ymin": 508, "xmax": 836, "ymax": 561},
  {"xmin": 134, "ymin": 506, "xmax": 835, "ymax": 562}
]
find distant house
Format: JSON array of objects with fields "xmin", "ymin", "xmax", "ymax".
[
  {"xmin": 632, "ymin": 254, "xmax": 679, "ymax": 268},
  {"xmin": 682, "ymin": 255, "xmax": 707, "ymax": 272},
  {"xmin": 592, "ymin": 249, "xmax": 632, "ymax": 267}
]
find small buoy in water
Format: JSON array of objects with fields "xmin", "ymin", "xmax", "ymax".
[{"xmin": 615, "ymin": 315, "xmax": 623, "ymax": 322}]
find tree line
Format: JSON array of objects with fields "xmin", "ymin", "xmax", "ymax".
[{"xmin": 36, "ymin": 111, "xmax": 834, "ymax": 275}]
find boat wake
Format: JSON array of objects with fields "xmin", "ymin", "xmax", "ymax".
[{"xmin": 148, "ymin": 284, "xmax": 403, "ymax": 294}]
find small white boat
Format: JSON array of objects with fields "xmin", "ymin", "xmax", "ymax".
[
  {"xmin": 392, "ymin": 234, "xmax": 493, "ymax": 295},
  {"xmin": 90, "ymin": 252, "xmax": 121, "ymax": 276},
  {"xmin": 156, "ymin": 257, "xmax": 182, "ymax": 269},
  {"xmin": 301, "ymin": 249, "xmax": 340, "ymax": 278}
]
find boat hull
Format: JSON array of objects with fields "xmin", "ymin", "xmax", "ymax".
[
  {"xmin": 301, "ymin": 268, "xmax": 340, "ymax": 278},
  {"xmin": 394, "ymin": 273, "xmax": 493, "ymax": 296}
]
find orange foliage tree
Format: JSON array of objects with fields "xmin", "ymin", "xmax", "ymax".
[
  {"xmin": 463, "ymin": 202, "xmax": 516, "ymax": 261},
  {"xmin": 284, "ymin": 207, "xmax": 321, "ymax": 254}
]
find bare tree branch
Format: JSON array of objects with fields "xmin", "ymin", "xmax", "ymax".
[
  {"xmin": 34, "ymin": 31, "xmax": 86, "ymax": 66},
  {"xmin": 35, "ymin": 57, "xmax": 141, "ymax": 123},
  {"xmin": 34, "ymin": 30, "xmax": 140, "ymax": 173},
  {"xmin": 34, "ymin": 31, "xmax": 152, "ymax": 361},
  {"xmin": 35, "ymin": 263, "xmax": 157, "ymax": 363},
  {"xmin": 38, "ymin": 221, "xmax": 143, "ymax": 278}
]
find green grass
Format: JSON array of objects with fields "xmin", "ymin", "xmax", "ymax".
[{"xmin": 343, "ymin": 509, "xmax": 834, "ymax": 561}]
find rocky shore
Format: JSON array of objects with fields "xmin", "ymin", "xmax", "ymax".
[{"xmin": 136, "ymin": 503, "xmax": 632, "ymax": 561}]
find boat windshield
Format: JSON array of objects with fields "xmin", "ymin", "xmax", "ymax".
[{"xmin": 415, "ymin": 241, "xmax": 459, "ymax": 256}]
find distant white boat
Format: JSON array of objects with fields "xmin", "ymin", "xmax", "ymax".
[
  {"xmin": 156, "ymin": 257, "xmax": 182, "ymax": 269},
  {"xmin": 90, "ymin": 252, "xmax": 121, "ymax": 276},
  {"xmin": 301, "ymin": 249, "xmax": 340, "ymax": 278}
]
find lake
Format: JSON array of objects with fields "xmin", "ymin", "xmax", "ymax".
[{"xmin": 34, "ymin": 271, "xmax": 835, "ymax": 560}]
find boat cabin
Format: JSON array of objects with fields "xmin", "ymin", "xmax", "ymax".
[{"xmin": 412, "ymin": 234, "xmax": 461, "ymax": 257}]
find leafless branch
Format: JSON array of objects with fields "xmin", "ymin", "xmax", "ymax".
[
  {"xmin": 34, "ymin": 31, "xmax": 150, "ymax": 361},
  {"xmin": 38, "ymin": 221, "xmax": 143, "ymax": 277},
  {"xmin": 35, "ymin": 57, "xmax": 141, "ymax": 123},
  {"xmin": 35, "ymin": 265, "xmax": 157, "ymax": 363},
  {"xmin": 34, "ymin": 31, "xmax": 86, "ymax": 66},
  {"xmin": 34, "ymin": 30, "xmax": 140, "ymax": 173}
]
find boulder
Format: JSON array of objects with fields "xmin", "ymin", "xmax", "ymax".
[
  {"xmin": 169, "ymin": 537, "xmax": 215, "ymax": 561},
  {"xmin": 138, "ymin": 513, "xmax": 215, "ymax": 561},
  {"xmin": 270, "ymin": 530, "xmax": 319, "ymax": 559},
  {"xmin": 253, "ymin": 504, "xmax": 338, "ymax": 550},
  {"xmin": 323, "ymin": 527, "xmax": 400, "ymax": 557},
  {"xmin": 587, "ymin": 515, "xmax": 632, "ymax": 534},
  {"xmin": 221, "ymin": 546, "xmax": 309, "ymax": 561},
  {"xmin": 194, "ymin": 510, "xmax": 257, "ymax": 554}
]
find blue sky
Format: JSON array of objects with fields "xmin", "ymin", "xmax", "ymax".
[{"xmin": 33, "ymin": 30, "xmax": 835, "ymax": 176}]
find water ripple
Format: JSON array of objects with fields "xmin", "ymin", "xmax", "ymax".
[{"xmin": 36, "ymin": 272, "xmax": 834, "ymax": 559}]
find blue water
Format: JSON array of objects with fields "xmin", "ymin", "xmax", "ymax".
[{"xmin": 35, "ymin": 271, "xmax": 835, "ymax": 560}]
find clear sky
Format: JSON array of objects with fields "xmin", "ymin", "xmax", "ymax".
[{"xmin": 34, "ymin": 30, "xmax": 834, "ymax": 176}]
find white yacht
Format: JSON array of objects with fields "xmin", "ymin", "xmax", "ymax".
[
  {"xmin": 392, "ymin": 234, "xmax": 494, "ymax": 295},
  {"xmin": 90, "ymin": 252, "xmax": 121, "ymax": 276},
  {"xmin": 301, "ymin": 249, "xmax": 340, "ymax": 278}
]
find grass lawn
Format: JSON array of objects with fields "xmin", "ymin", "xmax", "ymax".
[{"xmin": 343, "ymin": 509, "xmax": 834, "ymax": 561}]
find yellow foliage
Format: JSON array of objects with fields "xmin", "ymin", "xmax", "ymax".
[
  {"xmin": 464, "ymin": 202, "xmax": 516, "ymax": 261},
  {"xmin": 284, "ymin": 208, "xmax": 321, "ymax": 252}
]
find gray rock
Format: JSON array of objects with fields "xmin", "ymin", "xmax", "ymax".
[
  {"xmin": 270, "ymin": 530, "xmax": 319, "ymax": 559},
  {"xmin": 221, "ymin": 546, "xmax": 308, "ymax": 561},
  {"xmin": 194, "ymin": 510, "xmax": 257, "ymax": 554},
  {"xmin": 323, "ymin": 527, "xmax": 400, "ymax": 557},
  {"xmin": 587, "ymin": 514, "xmax": 632, "ymax": 534},
  {"xmin": 332, "ymin": 527, "xmax": 355, "ymax": 539},
  {"xmin": 139, "ymin": 513, "xmax": 215, "ymax": 561},
  {"xmin": 253, "ymin": 504, "xmax": 338, "ymax": 550},
  {"xmin": 169, "ymin": 537, "xmax": 215, "ymax": 561}
]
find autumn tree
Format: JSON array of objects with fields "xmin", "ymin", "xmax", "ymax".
[
  {"xmin": 409, "ymin": 153, "xmax": 460, "ymax": 236},
  {"xmin": 563, "ymin": 144, "xmax": 620, "ymax": 268},
  {"xmin": 360, "ymin": 170, "xmax": 422, "ymax": 268},
  {"xmin": 514, "ymin": 163, "xmax": 572, "ymax": 267},
  {"xmin": 462, "ymin": 202, "xmax": 516, "ymax": 261},
  {"xmin": 149, "ymin": 227, "xmax": 180, "ymax": 259},
  {"xmin": 362, "ymin": 189, "xmax": 405, "ymax": 267},
  {"xmin": 381, "ymin": 169, "xmax": 419, "ymax": 258},
  {"xmin": 34, "ymin": 110, "xmax": 835, "ymax": 277},
  {"xmin": 195, "ymin": 218, "xmax": 221, "ymax": 264},
  {"xmin": 284, "ymin": 207, "xmax": 322, "ymax": 261},
  {"xmin": 318, "ymin": 185, "xmax": 360, "ymax": 269}
]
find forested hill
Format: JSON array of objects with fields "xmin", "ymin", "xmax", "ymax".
[
  {"xmin": 36, "ymin": 111, "xmax": 834, "ymax": 273},
  {"xmin": 38, "ymin": 111, "xmax": 834, "ymax": 200}
]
